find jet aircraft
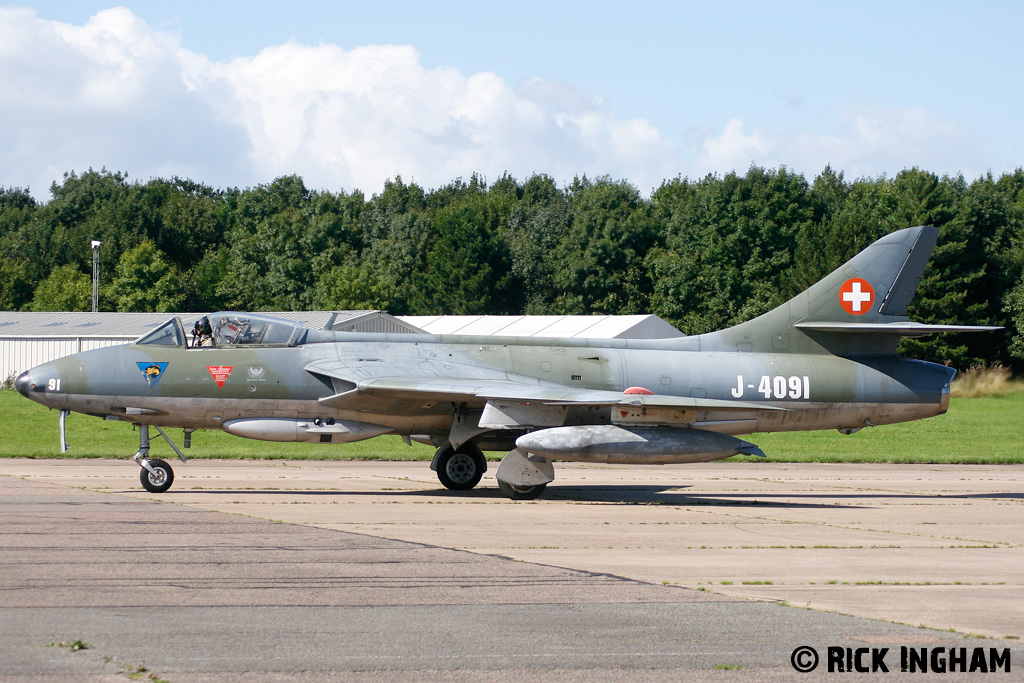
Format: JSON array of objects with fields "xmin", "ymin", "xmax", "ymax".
[{"xmin": 16, "ymin": 226, "xmax": 999, "ymax": 498}]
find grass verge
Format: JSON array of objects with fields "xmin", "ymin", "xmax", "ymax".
[{"xmin": 1, "ymin": 390, "xmax": 1022, "ymax": 463}]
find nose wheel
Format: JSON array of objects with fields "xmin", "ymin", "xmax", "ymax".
[
  {"xmin": 139, "ymin": 458, "xmax": 174, "ymax": 493},
  {"xmin": 131, "ymin": 424, "xmax": 187, "ymax": 493}
]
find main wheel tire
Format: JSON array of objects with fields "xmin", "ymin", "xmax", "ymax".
[
  {"xmin": 497, "ymin": 479, "xmax": 547, "ymax": 500},
  {"xmin": 140, "ymin": 458, "xmax": 174, "ymax": 493},
  {"xmin": 436, "ymin": 443, "xmax": 486, "ymax": 490}
]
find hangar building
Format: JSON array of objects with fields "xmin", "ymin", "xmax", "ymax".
[
  {"xmin": 1, "ymin": 311, "xmax": 683, "ymax": 382},
  {"xmin": 0, "ymin": 310, "xmax": 419, "ymax": 381},
  {"xmin": 398, "ymin": 314, "xmax": 683, "ymax": 340}
]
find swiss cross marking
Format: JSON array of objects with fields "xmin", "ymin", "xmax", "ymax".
[{"xmin": 839, "ymin": 278, "xmax": 874, "ymax": 315}]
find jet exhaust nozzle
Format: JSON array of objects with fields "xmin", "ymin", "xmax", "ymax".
[{"xmin": 515, "ymin": 425, "xmax": 764, "ymax": 464}]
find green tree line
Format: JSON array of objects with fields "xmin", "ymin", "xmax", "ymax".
[{"xmin": 2, "ymin": 166, "xmax": 1023, "ymax": 371}]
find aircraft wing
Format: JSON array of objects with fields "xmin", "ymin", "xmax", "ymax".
[
  {"xmin": 308, "ymin": 359, "xmax": 783, "ymax": 431},
  {"xmin": 330, "ymin": 376, "xmax": 780, "ymax": 410}
]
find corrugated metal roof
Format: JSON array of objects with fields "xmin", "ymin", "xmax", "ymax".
[
  {"xmin": 0, "ymin": 310, "xmax": 427, "ymax": 379},
  {"xmin": 0, "ymin": 312, "xmax": 174, "ymax": 338},
  {"xmin": 397, "ymin": 315, "xmax": 683, "ymax": 339},
  {"xmin": 486, "ymin": 316, "xmax": 566, "ymax": 336},
  {"xmin": 0, "ymin": 310, "xmax": 424, "ymax": 338},
  {"xmin": 323, "ymin": 311, "xmax": 424, "ymax": 334},
  {"xmin": 0, "ymin": 310, "xmax": 680, "ymax": 340}
]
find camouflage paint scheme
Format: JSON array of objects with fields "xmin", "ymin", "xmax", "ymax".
[{"xmin": 16, "ymin": 226, "xmax": 998, "ymax": 498}]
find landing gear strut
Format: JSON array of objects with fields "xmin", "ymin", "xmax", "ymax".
[
  {"xmin": 433, "ymin": 442, "xmax": 486, "ymax": 490},
  {"xmin": 132, "ymin": 424, "xmax": 187, "ymax": 493}
]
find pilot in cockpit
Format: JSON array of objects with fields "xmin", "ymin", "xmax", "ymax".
[{"xmin": 192, "ymin": 316, "xmax": 214, "ymax": 347}]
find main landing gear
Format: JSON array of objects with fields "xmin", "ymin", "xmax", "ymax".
[
  {"xmin": 496, "ymin": 479, "xmax": 547, "ymax": 500},
  {"xmin": 132, "ymin": 424, "xmax": 188, "ymax": 493},
  {"xmin": 433, "ymin": 442, "xmax": 487, "ymax": 490},
  {"xmin": 432, "ymin": 443, "xmax": 555, "ymax": 500},
  {"xmin": 494, "ymin": 447, "xmax": 554, "ymax": 500}
]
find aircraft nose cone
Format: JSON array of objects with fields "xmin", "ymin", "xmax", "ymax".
[{"xmin": 14, "ymin": 370, "xmax": 32, "ymax": 397}]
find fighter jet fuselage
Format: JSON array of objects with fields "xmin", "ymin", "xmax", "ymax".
[
  {"xmin": 15, "ymin": 226, "xmax": 999, "ymax": 498},
  {"xmin": 28, "ymin": 330, "xmax": 952, "ymax": 436}
]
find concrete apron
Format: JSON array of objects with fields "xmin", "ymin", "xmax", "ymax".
[{"xmin": 3, "ymin": 458, "xmax": 1021, "ymax": 640}]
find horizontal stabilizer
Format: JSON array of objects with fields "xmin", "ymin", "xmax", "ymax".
[
  {"xmin": 793, "ymin": 321, "xmax": 1003, "ymax": 338},
  {"xmin": 708, "ymin": 226, "xmax": 1002, "ymax": 355}
]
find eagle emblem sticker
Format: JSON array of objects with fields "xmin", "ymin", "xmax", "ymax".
[
  {"xmin": 137, "ymin": 362, "xmax": 169, "ymax": 386},
  {"xmin": 839, "ymin": 278, "xmax": 874, "ymax": 315}
]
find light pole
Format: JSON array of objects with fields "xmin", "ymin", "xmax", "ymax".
[{"xmin": 91, "ymin": 240, "xmax": 101, "ymax": 312}]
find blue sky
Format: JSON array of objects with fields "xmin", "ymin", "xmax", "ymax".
[{"xmin": 3, "ymin": 1, "xmax": 1021, "ymax": 198}]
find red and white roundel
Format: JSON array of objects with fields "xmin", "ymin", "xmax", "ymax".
[{"xmin": 839, "ymin": 278, "xmax": 874, "ymax": 315}]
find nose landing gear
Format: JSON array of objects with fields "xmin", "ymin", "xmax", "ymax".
[{"xmin": 132, "ymin": 424, "xmax": 188, "ymax": 493}]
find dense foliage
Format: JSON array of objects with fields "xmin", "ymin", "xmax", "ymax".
[{"xmin": 2, "ymin": 166, "xmax": 1023, "ymax": 371}]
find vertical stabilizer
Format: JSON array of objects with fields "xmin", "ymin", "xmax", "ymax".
[
  {"xmin": 702, "ymin": 226, "xmax": 948, "ymax": 354},
  {"xmin": 799, "ymin": 225, "xmax": 937, "ymax": 325}
]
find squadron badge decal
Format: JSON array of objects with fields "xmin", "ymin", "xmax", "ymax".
[
  {"xmin": 206, "ymin": 366, "xmax": 234, "ymax": 388},
  {"xmin": 136, "ymin": 362, "xmax": 169, "ymax": 386}
]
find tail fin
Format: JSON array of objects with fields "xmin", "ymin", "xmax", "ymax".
[{"xmin": 708, "ymin": 226, "xmax": 999, "ymax": 354}]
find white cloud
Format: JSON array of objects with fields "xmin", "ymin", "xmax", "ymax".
[
  {"xmin": 184, "ymin": 43, "xmax": 681, "ymax": 193},
  {"xmin": 0, "ymin": 7, "xmax": 249, "ymax": 197},
  {"xmin": 696, "ymin": 119, "xmax": 773, "ymax": 175},
  {"xmin": 0, "ymin": 8, "xmax": 679, "ymax": 198},
  {"xmin": 0, "ymin": 7, "xmax": 998, "ymax": 201},
  {"xmin": 693, "ymin": 106, "xmax": 988, "ymax": 180},
  {"xmin": 796, "ymin": 104, "xmax": 988, "ymax": 179}
]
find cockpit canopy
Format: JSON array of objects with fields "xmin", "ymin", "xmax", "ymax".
[{"xmin": 136, "ymin": 312, "xmax": 307, "ymax": 348}]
